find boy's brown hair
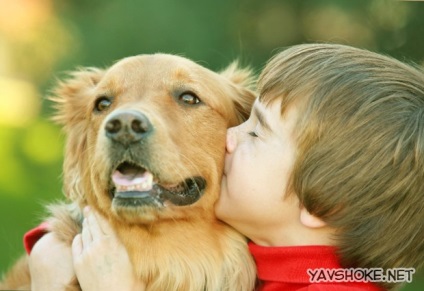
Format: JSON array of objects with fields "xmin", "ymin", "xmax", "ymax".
[{"xmin": 259, "ymin": 43, "xmax": 424, "ymax": 289}]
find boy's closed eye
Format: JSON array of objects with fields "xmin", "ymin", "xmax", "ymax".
[
  {"xmin": 248, "ymin": 131, "xmax": 258, "ymax": 137},
  {"xmin": 247, "ymin": 121, "xmax": 261, "ymax": 138}
]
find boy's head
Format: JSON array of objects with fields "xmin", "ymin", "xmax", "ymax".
[{"xmin": 259, "ymin": 43, "xmax": 424, "ymax": 282}]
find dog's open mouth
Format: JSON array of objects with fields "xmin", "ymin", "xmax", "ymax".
[{"xmin": 110, "ymin": 161, "xmax": 206, "ymax": 207}]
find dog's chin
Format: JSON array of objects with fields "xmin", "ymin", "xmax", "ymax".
[{"xmin": 108, "ymin": 161, "xmax": 206, "ymax": 217}]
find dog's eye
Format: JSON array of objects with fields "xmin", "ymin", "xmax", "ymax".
[
  {"xmin": 179, "ymin": 92, "xmax": 201, "ymax": 105},
  {"xmin": 94, "ymin": 97, "xmax": 112, "ymax": 112}
]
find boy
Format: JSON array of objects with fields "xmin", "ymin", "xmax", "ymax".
[
  {"xmin": 27, "ymin": 44, "xmax": 424, "ymax": 290},
  {"xmin": 215, "ymin": 43, "xmax": 424, "ymax": 290}
]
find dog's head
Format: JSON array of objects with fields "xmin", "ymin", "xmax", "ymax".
[{"xmin": 52, "ymin": 54, "xmax": 256, "ymax": 224}]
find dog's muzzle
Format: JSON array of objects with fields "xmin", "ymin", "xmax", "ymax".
[
  {"xmin": 104, "ymin": 110, "xmax": 206, "ymax": 209},
  {"xmin": 109, "ymin": 162, "xmax": 206, "ymax": 208}
]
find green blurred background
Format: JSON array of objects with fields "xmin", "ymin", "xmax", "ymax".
[{"xmin": 0, "ymin": 0, "xmax": 423, "ymax": 290}]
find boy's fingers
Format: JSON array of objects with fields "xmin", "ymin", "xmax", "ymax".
[
  {"xmin": 81, "ymin": 218, "xmax": 92, "ymax": 247},
  {"xmin": 83, "ymin": 205, "xmax": 113, "ymax": 236},
  {"xmin": 86, "ymin": 212, "xmax": 104, "ymax": 238},
  {"xmin": 83, "ymin": 205, "xmax": 91, "ymax": 218},
  {"xmin": 92, "ymin": 211, "xmax": 114, "ymax": 236},
  {"xmin": 72, "ymin": 234, "xmax": 83, "ymax": 258}
]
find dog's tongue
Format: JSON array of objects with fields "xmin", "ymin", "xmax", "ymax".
[{"xmin": 112, "ymin": 168, "xmax": 154, "ymax": 191}]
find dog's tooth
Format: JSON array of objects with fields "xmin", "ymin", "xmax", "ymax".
[{"xmin": 114, "ymin": 178, "xmax": 155, "ymax": 193}]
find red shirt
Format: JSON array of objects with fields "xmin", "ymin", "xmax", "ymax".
[
  {"xmin": 249, "ymin": 242, "xmax": 384, "ymax": 291},
  {"xmin": 23, "ymin": 222, "xmax": 49, "ymax": 254}
]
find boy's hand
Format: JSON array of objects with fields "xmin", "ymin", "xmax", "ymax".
[
  {"xmin": 72, "ymin": 207, "xmax": 146, "ymax": 291},
  {"xmin": 29, "ymin": 232, "xmax": 75, "ymax": 291}
]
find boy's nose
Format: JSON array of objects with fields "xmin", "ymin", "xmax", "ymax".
[{"xmin": 226, "ymin": 127, "xmax": 237, "ymax": 154}]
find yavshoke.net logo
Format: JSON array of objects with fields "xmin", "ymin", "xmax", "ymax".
[{"xmin": 307, "ymin": 268, "xmax": 415, "ymax": 283}]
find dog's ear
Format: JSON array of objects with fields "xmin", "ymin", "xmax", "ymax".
[
  {"xmin": 50, "ymin": 68, "xmax": 105, "ymax": 203},
  {"xmin": 219, "ymin": 61, "xmax": 257, "ymax": 125},
  {"xmin": 51, "ymin": 68, "xmax": 104, "ymax": 125}
]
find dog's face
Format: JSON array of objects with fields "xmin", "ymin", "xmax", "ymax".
[{"xmin": 53, "ymin": 54, "xmax": 255, "ymax": 224}]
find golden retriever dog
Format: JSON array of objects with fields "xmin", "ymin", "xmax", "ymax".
[{"xmin": 0, "ymin": 54, "xmax": 257, "ymax": 290}]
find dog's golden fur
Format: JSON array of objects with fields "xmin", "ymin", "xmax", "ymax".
[{"xmin": 0, "ymin": 54, "xmax": 257, "ymax": 291}]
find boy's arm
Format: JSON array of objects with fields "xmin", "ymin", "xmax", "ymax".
[
  {"xmin": 29, "ymin": 232, "xmax": 75, "ymax": 291},
  {"xmin": 24, "ymin": 213, "xmax": 146, "ymax": 291}
]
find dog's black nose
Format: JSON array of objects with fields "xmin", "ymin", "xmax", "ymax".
[{"xmin": 105, "ymin": 110, "xmax": 152, "ymax": 144}]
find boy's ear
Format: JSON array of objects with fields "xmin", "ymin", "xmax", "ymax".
[{"xmin": 300, "ymin": 206, "xmax": 327, "ymax": 228}]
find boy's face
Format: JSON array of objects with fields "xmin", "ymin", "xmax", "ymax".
[{"xmin": 215, "ymin": 99, "xmax": 301, "ymax": 245}]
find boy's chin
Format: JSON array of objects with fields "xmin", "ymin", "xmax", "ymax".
[
  {"xmin": 214, "ymin": 194, "xmax": 233, "ymax": 222},
  {"xmin": 214, "ymin": 197, "xmax": 226, "ymax": 220}
]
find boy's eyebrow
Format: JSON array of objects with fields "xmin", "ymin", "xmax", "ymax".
[{"xmin": 253, "ymin": 105, "xmax": 272, "ymax": 133}]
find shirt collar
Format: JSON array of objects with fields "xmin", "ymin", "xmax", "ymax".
[{"xmin": 249, "ymin": 242, "xmax": 340, "ymax": 283}]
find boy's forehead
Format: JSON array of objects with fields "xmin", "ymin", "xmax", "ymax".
[
  {"xmin": 253, "ymin": 98, "xmax": 282, "ymax": 118},
  {"xmin": 252, "ymin": 100, "xmax": 272, "ymax": 133},
  {"xmin": 253, "ymin": 98, "xmax": 300, "ymax": 133},
  {"xmin": 253, "ymin": 99, "xmax": 293, "ymax": 132}
]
